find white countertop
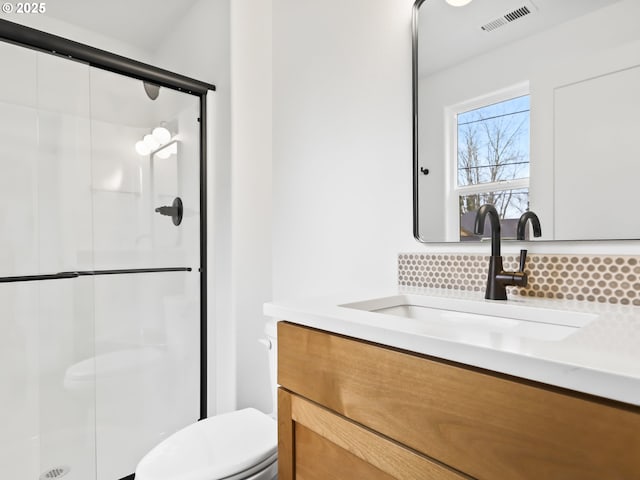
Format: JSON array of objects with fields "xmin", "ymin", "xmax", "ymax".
[{"xmin": 264, "ymin": 287, "xmax": 640, "ymax": 406}]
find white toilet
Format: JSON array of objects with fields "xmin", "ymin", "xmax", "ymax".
[{"xmin": 135, "ymin": 320, "xmax": 278, "ymax": 480}]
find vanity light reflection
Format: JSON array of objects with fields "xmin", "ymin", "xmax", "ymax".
[
  {"xmin": 135, "ymin": 125, "xmax": 173, "ymax": 156},
  {"xmin": 445, "ymin": 0, "xmax": 473, "ymax": 7}
]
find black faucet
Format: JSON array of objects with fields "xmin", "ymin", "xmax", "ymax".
[
  {"xmin": 474, "ymin": 204, "xmax": 528, "ymax": 300},
  {"xmin": 517, "ymin": 211, "xmax": 542, "ymax": 240}
]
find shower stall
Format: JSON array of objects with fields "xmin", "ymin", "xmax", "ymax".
[{"xmin": 0, "ymin": 21, "xmax": 213, "ymax": 480}]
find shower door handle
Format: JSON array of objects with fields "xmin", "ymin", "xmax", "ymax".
[
  {"xmin": 155, "ymin": 197, "xmax": 183, "ymax": 226},
  {"xmin": 0, "ymin": 271, "xmax": 79, "ymax": 284}
]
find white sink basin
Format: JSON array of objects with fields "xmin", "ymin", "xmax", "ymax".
[{"xmin": 341, "ymin": 295, "xmax": 597, "ymax": 341}]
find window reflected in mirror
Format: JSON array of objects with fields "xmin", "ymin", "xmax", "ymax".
[{"xmin": 451, "ymin": 90, "xmax": 530, "ymax": 241}]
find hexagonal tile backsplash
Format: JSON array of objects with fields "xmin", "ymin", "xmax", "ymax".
[{"xmin": 398, "ymin": 253, "xmax": 640, "ymax": 306}]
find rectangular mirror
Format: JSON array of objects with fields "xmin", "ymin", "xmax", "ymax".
[{"xmin": 413, "ymin": 0, "xmax": 640, "ymax": 242}]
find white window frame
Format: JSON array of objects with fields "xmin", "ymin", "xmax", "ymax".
[{"xmin": 444, "ymin": 82, "xmax": 530, "ymax": 240}]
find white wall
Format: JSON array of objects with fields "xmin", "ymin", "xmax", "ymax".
[
  {"xmin": 229, "ymin": 0, "xmax": 274, "ymax": 414},
  {"xmin": 272, "ymin": 0, "xmax": 418, "ymax": 301}
]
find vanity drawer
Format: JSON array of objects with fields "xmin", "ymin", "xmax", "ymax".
[
  {"xmin": 279, "ymin": 389, "xmax": 467, "ymax": 480},
  {"xmin": 278, "ymin": 322, "xmax": 640, "ymax": 480}
]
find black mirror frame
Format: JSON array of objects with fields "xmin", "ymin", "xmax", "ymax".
[{"xmin": 412, "ymin": 0, "xmax": 427, "ymax": 242}]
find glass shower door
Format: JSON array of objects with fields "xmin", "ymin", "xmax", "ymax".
[
  {"xmin": 88, "ymin": 68, "xmax": 201, "ymax": 480},
  {"xmin": 0, "ymin": 41, "xmax": 40, "ymax": 480},
  {"xmin": 0, "ymin": 37, "xmax": 202, "ymax": 480},
  {"xmin": 0, "ymin": 42, "xmax": 97, "ymax": 480},
  {"xmin": 35, "ymin": 52, "xmax": 96, "ymax": 480}
]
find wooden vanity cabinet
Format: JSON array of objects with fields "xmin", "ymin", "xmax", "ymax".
[{"xmin": 277, "ymin": 321, "xmax": 640, "ymax": 480}]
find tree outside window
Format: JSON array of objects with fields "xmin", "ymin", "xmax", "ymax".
[{"xmin": 454, "ymin": 94, "xmax": 530, "ymax": 240}]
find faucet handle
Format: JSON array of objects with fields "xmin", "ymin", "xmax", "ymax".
[{"xmin": 518, "ymin": 249, "xmax": 528, "ymax": 273}]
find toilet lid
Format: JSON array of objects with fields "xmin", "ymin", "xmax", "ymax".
[{"xmin": 135, "ymin": 408, "xmax": 277, "ymax": 480}]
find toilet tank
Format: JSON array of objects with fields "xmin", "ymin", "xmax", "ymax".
[{"xmin": 263, "ymin": 319, "xmax": 278, "ymax": 418}]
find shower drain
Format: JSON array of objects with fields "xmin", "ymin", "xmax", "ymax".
[{"xmin": 39, "ymin": 466, "xmax": 70, "ymax": 479}]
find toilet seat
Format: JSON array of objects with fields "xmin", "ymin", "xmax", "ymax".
[{"xmin": 135, "ymin": 408, "xmax": 277, "ymax": 480}]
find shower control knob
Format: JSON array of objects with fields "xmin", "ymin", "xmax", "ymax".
[{"xmin": 155, "ymin": 197, "xmax": 183, "ymax": 226}]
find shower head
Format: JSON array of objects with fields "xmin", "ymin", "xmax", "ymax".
[{"xmin": 143, "ymin": 81, "xmax": 160, "ymax": 100}]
